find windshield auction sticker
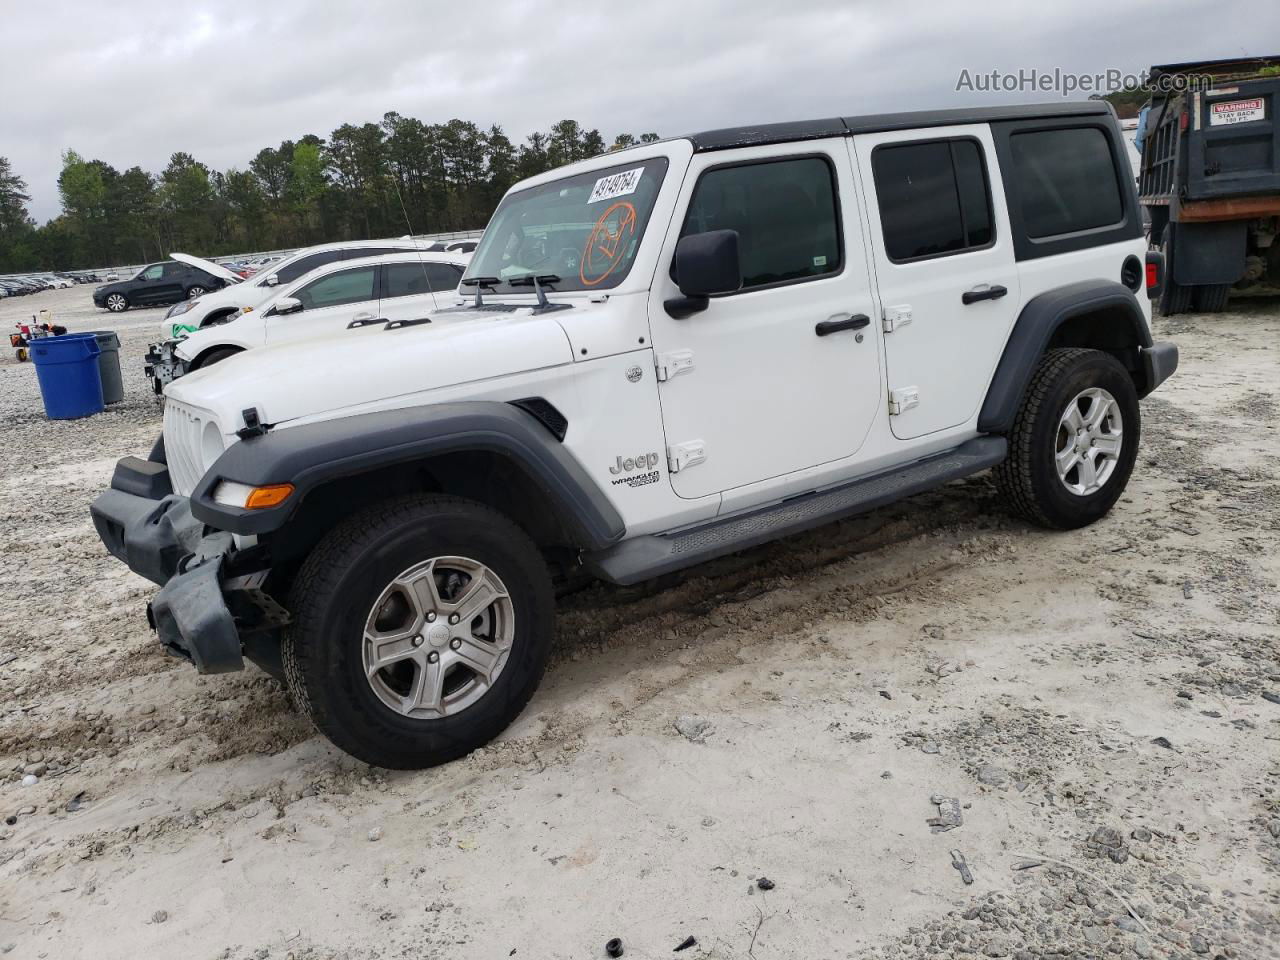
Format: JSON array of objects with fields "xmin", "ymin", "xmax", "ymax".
[
  {"xmin": 588, "ymin": 167, "xmax": 644, "ymax": 204},
  {"xmin": 1209, "ymin": 98, "xmax": 1264, "ymax": 126}
]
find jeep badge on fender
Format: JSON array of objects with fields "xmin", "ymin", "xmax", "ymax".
[{"xmin": 610, "ymin": 452, "xmax": 660, "ymax": 474}]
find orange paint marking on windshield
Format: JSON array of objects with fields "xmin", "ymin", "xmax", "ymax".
[{"xmin": 580, "ymin": 201, "xmax": 638, "ymax": 287}]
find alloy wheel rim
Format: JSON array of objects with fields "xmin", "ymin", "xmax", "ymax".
[
  {"xmin": 188, "ymin": 287, "xmax": 205, "ymax": 299},
  {"xmin": 362, "ymin": 556, "xmax": 515, "ymax": 719},
  {"xmin": 107, "ymin": 294, "xmax": 125, "ymax": 311},
  {"xmin": 1055, "ymin": 387, "xmax": 1123, "ymax": 496}
]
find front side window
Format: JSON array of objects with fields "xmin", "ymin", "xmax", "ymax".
[
  {"xmin": 680, "ymin": 156, "xmax": 841, "ymax": 290},
  {"xmin": 139, "ymin": 264, "xmax": 163, "ymax": 281},
  {"xmin": 465, "ymin": 157, "xmax": 669, "ymax": 293},
  {"xmin": 382, "ymin": 262, "xmax": 463, "ymax": 299},
  {"xmin": 1009, "ymin": 127, "xmax": 1123, "ymax": 238},
  {"xmin": 293, "ymin": 266, "xmax": 377, "ymax": 311},
  {"xmin": 872, "ymin": 139, "xmax": 994, "ymax": 262}
]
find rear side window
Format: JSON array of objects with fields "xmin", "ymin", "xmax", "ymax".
[
  {"xmin": 382, "ymin": 263, "xmax": 463, "ymax": 298},
  {"xmin": 872, "ymin": 139, "xmax": 993, "ymax": 262},
  {"xmin": 1008, "ymin": 128, "xmax": 1122, "ymax": 238},
  {"xmin": 276, "ymin": 250, "xmax": 344, "ymax": 284},
  {"xmin": 293, "ymin": 266, "xmax": 377, "ymax": 310},
  {"xmin": 680, "ymin": 156, "xmax": 841, "ymax": 290}
]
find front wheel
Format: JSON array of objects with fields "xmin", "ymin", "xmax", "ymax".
[
  {"xmin": 994, "ymin": 348, "xmax": 1140, "ymax": 530},
  {"xmin": 105, "ymin": 293, "xmax": 129, "ymax": 313},
  {"xmin": 282, "ymin": 495, "xmax": 554, "ymax": 769}
]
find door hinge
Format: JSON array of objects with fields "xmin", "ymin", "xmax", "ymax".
[
  {"xmin": 882, "ymin": 304, "xmax": 913, "ymax": 333},
  {"xmin": 655, "ymin": 349, "xmax": 695, "ymax": 382},
  {"xmin": 667, "ymin": 439, "xmax": 706, "ymax": 473},
  {"xmin": 888, "ymin": 386, "xmax": 920, "ymax": 416}
]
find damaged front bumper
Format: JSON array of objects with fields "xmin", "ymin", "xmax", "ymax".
[
  {"xmin": 144, "ymin": 340, "xmax": 189, "ymax": 394},
  {"xmin": 90, "ymin": 457, "xmax": 287, "ymax": 674}
]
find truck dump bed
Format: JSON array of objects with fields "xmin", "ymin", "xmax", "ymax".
[{"xmin": 1139, "ymin": 58, "xmax": 1280, "ymax": 206}]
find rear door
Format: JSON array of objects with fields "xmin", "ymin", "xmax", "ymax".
[
  {"xmin": 377, "ymin": 261, "xmax": 464, "ymax": 325},
  {"xmin": 853, "ymin": 125, "xmax": 1019, "ymax": 440},
  {"xmin": 265, "ymin": 264, "xmax": 380, "ymax": 345}
]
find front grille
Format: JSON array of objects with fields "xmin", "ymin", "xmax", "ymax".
[{"xmin": 163, "ymin": 399, "xmax": 211, "ymax": 496}]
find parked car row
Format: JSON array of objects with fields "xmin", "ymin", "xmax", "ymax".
[
  {"xmin": 144, "ymin": 240, "xmax": 471, "ymax": 391},
  {"xmin": 0, "ymin": 273, "xmax": 81, "ymax": 297},
  {"xmin": 91, "ymin": 257, "xmax": 242, "ymax": 313}
]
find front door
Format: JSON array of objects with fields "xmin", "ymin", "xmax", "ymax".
[
  {"xmin": 266, "ymin": 264, "xmax": 380, "ymax": 345},
  {"xmin": 853, "ymin": 125, "xmax": 1019, "ymax": 440},
  {"xmin": 647, "ymin": 140, "xmax": 882, "ymax": 500},
  {"xmin": 131, "ymin": 263, "xmax": 165, "ymax": 304}
]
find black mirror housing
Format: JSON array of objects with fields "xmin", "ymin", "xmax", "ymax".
[
  {"xmin": 665, "ymin": 229, "xmax": 742, "ymax": 319},
  {"xmin": 674, "ymin": 229, "xmax": 742, "ymax": 297}
]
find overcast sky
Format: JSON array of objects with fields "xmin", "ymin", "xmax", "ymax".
[{"xmin": 4, "ymin": 0, "xmax": 1275, "ymax": 221}]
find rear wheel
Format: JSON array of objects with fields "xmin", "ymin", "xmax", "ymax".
[
  {"xmin": 994, "ymin": 348, "xmax": 1139, "ymax": 530},
  {"xmin": 186, "ymin": 285, "xmax": 207, "ymax": 300},
  {"xmin": 282, "ymin": 495, "xmax": 554, "ymax": 769},
  {"xmin": 1192, "ymin": 283, "xmax": 1231, "ymax": 313}
]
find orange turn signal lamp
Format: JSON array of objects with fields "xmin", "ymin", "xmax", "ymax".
[{"xmin": 245, "ymin": 483, "xmax": 294, "ymax": 509}]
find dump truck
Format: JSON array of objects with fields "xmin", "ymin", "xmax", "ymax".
[{"xmin": 1138, "ymin": 56, "xmax": 1280, "ymax": 313}]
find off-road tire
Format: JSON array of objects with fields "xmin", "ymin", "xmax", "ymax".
[
  {"xmin": 1192, "ymin": 283, "xmax": 1231, "ymax": 313},
  {"xmin": 282, "ymin": 495, "xmax": 554, "ymax": 769},
  {"xmin": 994, "ymin": 348, "xmax": 1140, "ymax": 530}
]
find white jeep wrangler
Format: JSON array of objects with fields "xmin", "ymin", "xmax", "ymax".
[{"xmin": 92, "ymin": 101, "xmax": 1177, "ymax": 769}]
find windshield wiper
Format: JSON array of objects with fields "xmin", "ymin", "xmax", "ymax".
[
  {"xmin": 460, "ymin": 276, "xmax": 499, "ymax": 308},
  {"xmin": 507, "ymin": 274, "xmax": 563, "ymax": 311}
]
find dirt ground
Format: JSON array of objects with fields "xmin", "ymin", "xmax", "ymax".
[{"xmin": 1, "ymin": 286, "xmax": 1278, "ymax": 960}]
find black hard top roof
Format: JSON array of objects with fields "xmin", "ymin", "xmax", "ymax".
[{"xmin": 687, "ymin": 101, "xmax": 1113, "ymax": 152}]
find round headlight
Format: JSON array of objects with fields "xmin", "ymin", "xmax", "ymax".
[{"xmin": 201, "ymin": 421, "xmax": 226, "ymax": 470}]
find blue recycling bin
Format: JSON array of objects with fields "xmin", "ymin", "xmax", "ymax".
[{"xmin": 31, "ymin": 334, "xmax": 105, "ymax": 419}]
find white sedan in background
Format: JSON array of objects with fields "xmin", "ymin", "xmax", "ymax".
[{"xmin": 146, "ymin": 251, "xmax": 470, "ymax": 391}]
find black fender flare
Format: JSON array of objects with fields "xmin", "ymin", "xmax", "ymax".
[
  {"xmin": 977, "ymin": 280, "xmax": 1153, "ymax": 434},
  {"xmin": 190, "ymin": 401, "xmax": 625, "ymax": 549}
]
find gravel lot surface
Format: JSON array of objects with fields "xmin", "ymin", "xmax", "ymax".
[{"xmin": 1, "ymin": 286, "xmax": 1278, "ymax": 960}]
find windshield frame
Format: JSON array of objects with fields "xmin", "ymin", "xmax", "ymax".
[{"xmin": 463, "ymin": 156, "xmax": 670, "ymax": 295}]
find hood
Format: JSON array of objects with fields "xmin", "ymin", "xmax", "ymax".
[
  {"xmin": 167, "ymin": 308, "xmax": 575, "ymax": 430},
  {"xmin": 171, "ymin": 252, "xmax": 242, "ymax": 284}
]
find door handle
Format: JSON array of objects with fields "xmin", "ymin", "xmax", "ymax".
[
  {"xmin": 961, "ymin": 284, "xmax": 1008, "ymax": 305},
  {"xmin": 815, "ymin": 314, "xmax": 871, "ymax": 337},
  {"xmin": 346, "ymin": 315, "xmax": 382, "ymax": 329}
]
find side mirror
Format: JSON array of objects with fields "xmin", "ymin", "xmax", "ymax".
[
  {"xmin": 666, "ymin": 229, "xmax": 742, "ymax": 319},
  {"xmin": 269, "ymin": 296, "xmax": 303, "ymax": 316},
  {"xmin": 264, "ymin": 274, "xmax": 280, "ymax": 287}
]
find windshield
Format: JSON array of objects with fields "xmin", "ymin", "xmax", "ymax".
[{"xmin": 465, "ymin": 157, "xmax": 669, "ymax": 293}]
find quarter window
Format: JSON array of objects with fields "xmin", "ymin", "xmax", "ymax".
[
  {"xmin": 680, "ymin": 156, "xmax": 841, "ymax": 290},
  {"xmin": 293, "ymin": 266, "xmax": 377, "ymax": 310},
  {"xmin": 382, "ymin": 263, "xmax": 463, "ymax": 299},
  {"xmin": 872, "ymin": 139, "xmax": 994, "ymax": 262},
  {"xmin": 1008, "ymin": 127, "xmax": 1123, "ymax": 238}
]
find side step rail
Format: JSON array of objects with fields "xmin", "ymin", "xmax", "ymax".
[{"xmin": 584, "ymin": 436, "xmax": 1007, "ymax": 585}]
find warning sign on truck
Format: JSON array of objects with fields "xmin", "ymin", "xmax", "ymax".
[{"xmin": 1209, "ymin": 98, "xmax": 1265, "ymax": 126}]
